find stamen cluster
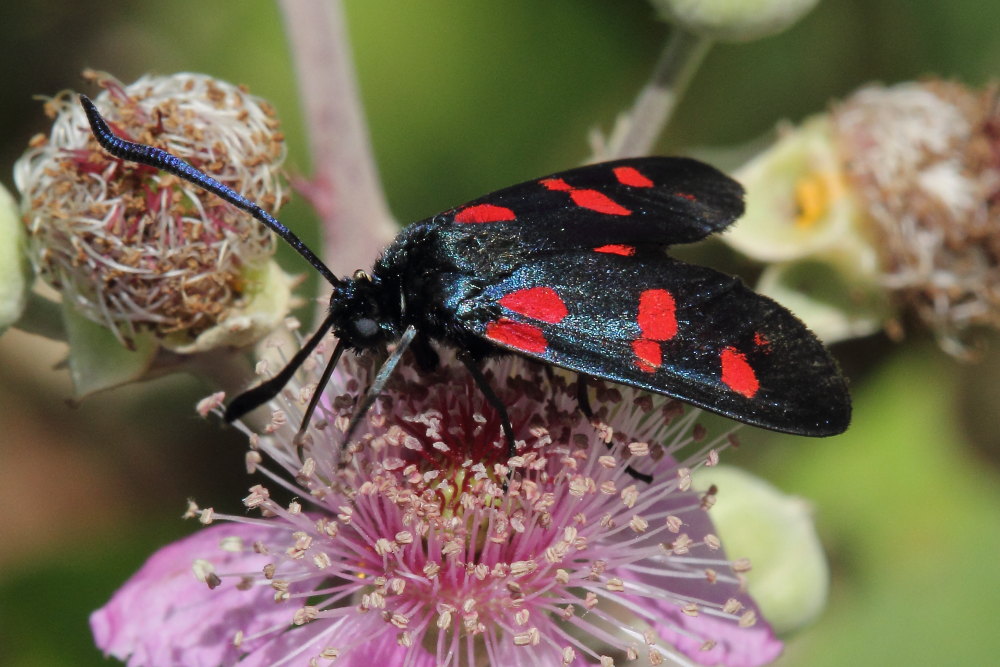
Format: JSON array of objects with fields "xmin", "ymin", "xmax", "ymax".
[{"xmin": 178, "ymin": 341, "xmax": 777, "ymax": 666}]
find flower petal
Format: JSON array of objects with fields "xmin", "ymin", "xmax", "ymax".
[
  {"xmin": 728, "ymin": 116, "xmax": 863, "ymax": 262},
  {"xmin": 756, "ymin": 259, "xmax": 890, "ymax": 344},
  {"xmin": 655, "ymin": 609, "xmax": 783, "ymax": 667},
  {"xmin": 91, "ymin": 522, "xmax": 296, "ymax": 666},
  {"xmin": 238, "ymin": 618, "xmax": 439, "ymax": 667}
]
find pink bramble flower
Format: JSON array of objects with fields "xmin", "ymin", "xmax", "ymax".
[{"xmin": 92, "ymin": 332, "xmax": 782, "ymax": 666}]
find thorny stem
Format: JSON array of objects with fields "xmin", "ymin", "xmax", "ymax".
[
  {"xmin": 277, "ymin": 0, "xmax": 397, "ymax": 299},
  {"xmin": 605, "ymin": 27, "xmax": 713, "ymax": 159}
]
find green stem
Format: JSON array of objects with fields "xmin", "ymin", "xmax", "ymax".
[{"xmin": 607, "ymin": 28, "xmax": 713, "ymax": 158}]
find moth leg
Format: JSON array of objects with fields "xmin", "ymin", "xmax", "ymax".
[
  {"xmin": 540, "ymin": 366, "xmax": 593, "ymax": 418},
  {"xmin": 411, "ymin": 332, "xmax": 440, "ymax": 372},
  {"xmin": 535, "ymin": 369, "xmax": 651, "ymax": 483},
  {"xmin": 344, "ymin": 325, "xmax": 418, "ymax": 442},
  {"xmin": 576, "ymin": 373, "xmax": 594, "ymax": 419},
  {"xmin": 292, "ymin": 338, "xmax": 347, "ymax": 446},
  {"xmin": 574, "ymin": 372, "xmax": 650, "ymax": 484},
  {"xmin": 458, "ymin": 353, "xmax": 517, "ymax": 463},
  {"xmin": 225, "ymin": 311, "xmax": 338, "ymax": 423},
  {"xmin": 622, "ymin": 460, "xmax": 653, "ymax": 485}
]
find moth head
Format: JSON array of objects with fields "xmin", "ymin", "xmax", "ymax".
[{"xmin": 329, "ymin": 270, "xmax": 396, "ymax": 348}]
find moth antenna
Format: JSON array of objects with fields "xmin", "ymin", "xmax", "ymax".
[{"xmin": 79, "ymin": 94, "xmax": 342, "ymax": 288}]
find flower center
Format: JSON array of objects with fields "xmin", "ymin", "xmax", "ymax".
[{"xmin": 793, "ymin": 170, "xmax": 841, "ymax": 228}]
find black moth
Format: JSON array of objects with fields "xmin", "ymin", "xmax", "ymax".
[{"xmin": 81, "ymin": 95, "xmax": 850, "ymax": 458}]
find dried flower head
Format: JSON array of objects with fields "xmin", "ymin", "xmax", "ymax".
[
  {"xmin": 92, "ymin": 337, "xmax": 782, "ymax": 666},
  {"xmin": 14, "ymin": 71, "xmax": 288, "ymax": 349},
  {"xmin": 833, "ymin": 81, "xmax": 1000, "ymax": 355}
]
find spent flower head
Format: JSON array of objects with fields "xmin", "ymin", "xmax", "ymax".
[
  {"xmin": 725, "ymin": 79, "xmax": 1000, "ymax": 355},
  {"xmin": 834, "ymin": 81, "xmax": 1000, "ymax": 355},
  {"xmin": 14, "ymin": 71, "xmax": 292, "ymax": 352},
  {"xmin": 92, "ymin": 333, "xmax": 783, "ymax": 666}
]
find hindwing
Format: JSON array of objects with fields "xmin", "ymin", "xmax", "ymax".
[{"xmin": 458, "ymin": 249, "xmax": 850, "ymax": 436}]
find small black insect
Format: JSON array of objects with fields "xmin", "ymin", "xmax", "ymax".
[{"xmin": 81, "ymin": 95, "xmax": 850, "ymax": 457}]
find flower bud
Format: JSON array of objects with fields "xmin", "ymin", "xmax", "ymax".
[
  {"xmin": 652, "ymin": 0, "xmax": 820, "ymax": 42},
  {"xmin": 0, "ymin": 182, "xmax": 29, "ymax": 333},
  {"xmin": 693, "ymin": 465, "xmax": 829, "ymax": 635},
  {"xmin": 726, "ymin": 116, "xmax": 890, "ymax": 343}
]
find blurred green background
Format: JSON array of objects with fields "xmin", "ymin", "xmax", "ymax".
[{"xmin": 1, "ymin": 1, "xmax": 998, "ymax": 665}]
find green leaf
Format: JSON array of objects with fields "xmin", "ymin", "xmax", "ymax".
[{"xmin": 62, "ymin": 303, "xmax": 158, "ymax": 397}]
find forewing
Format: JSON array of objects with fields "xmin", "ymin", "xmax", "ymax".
[
  {"xmin": 461, "ymin": 250, "xmax": 850, "ymax": 436},
  {"xmin": 432, "ymin": 157, "xmax": 744, "ymax": 252}
]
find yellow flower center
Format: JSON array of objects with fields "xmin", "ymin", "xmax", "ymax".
[{"xmin": 793, "ymin": 172, "xmax": 834, "ymax": 229}]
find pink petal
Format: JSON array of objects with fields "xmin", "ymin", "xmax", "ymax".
[
  {"xmin": 91, "ymin": 522, "xmax": 296, "ymax": 666},
  {"xmin": 239, "ymin": 616, "xmax": 439, "ymax": 667},
  {"xmin": 654, "ymin": 608, "xmax": 782, "ymax": 667}
]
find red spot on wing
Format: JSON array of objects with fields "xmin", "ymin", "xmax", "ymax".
[
  {"xmin": 637, "ymin": 289, "xmax": 677, "ymax": 341},
  {"xmin": 454, "ymin": 203, "xmax": 516, "ymax": 224},
  {"xmin": 570, "ymin": 189, "xmax": 631, "ymax": 216},
  {"xmin": 675, "ymin": 192, "xmax": 697, "ymax": 201},
  {"xmin": 499, "ymin": 287, "xmax": 568, "ymax": 323},
  {"xmin": 540, "ymin": 178, "xmax": 572, "ymax": 192},
  {"xmin": 486, "ymin": 319, "xmax": 548, "ymax": 354},
  {"xmin": 720, "ymin": 347, "xmax": 759, "ymax": 398},
  {"xmin": 541, "ymin": 177, "xmax": 632, "ymax": 215},
  {"xmin": 754, "ymin": 332, "xmax": 770, "ymax": 348},
  {"xmin": 594, "ymin": 244, "xmax": 636, "ymax": 256},
  {"xmin": 613, "ymin": 166, "xmax": 654, "ymax": 188},
  {"xmin": 632, "ymin": 339, "xmax": 661, "ymax": 373}
]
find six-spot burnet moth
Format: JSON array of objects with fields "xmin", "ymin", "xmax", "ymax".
[{"xmin": 80, "ymin": 94, "xmax": 851, "ymax": 459}]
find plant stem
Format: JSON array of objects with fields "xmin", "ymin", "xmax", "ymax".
[
  {"xmin": 606, "ymin": 28, "xmax": 713, "ymax": 159},
  {"xmin": 277, "ymin": 0, "xmax": 397, "ymax": 287}
]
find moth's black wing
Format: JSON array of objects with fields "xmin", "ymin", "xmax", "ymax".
[
  {"xmin": 456, "ymin": 248, "xmax": 851, "ymax": 436},
  {"xmin": 404, "ymin": 156, "xmax": 848, "ymax": 435},
  {"xmin": 431, "ymin": 157, "xmax": 744, "ymax": 254}
]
